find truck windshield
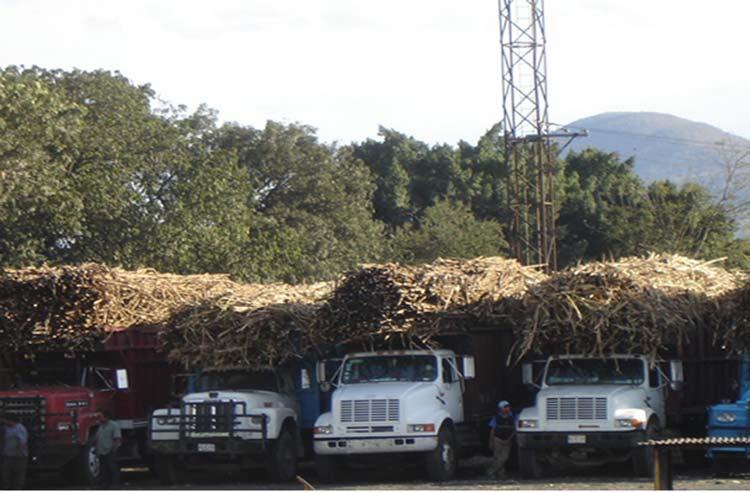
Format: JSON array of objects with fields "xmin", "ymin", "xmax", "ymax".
[
  {"xmin": 341, "ymin": 355, "xmax": 437, "ymax": 384},
  {"xmin": 545, "ymin": 359, "xmax": 645, "ymax": 386},
  {"xmin": 196, "ymin": 370, "xmax": 277, "ymax": 392}
]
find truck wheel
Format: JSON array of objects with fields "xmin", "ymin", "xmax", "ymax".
[
  {"xmin": 519, "ymin": 446, "xmax": 543, "ymax": 479},
  {"xmin": 75, "ymin": 443, "xmax": 101, "ymax": 486},
  {"xmin": 425, "ymin": 425, "xmax": 457, "ymax": 482},
  {"xmin": 155, "ymin": 454, "xmax": 184, "ymax": 485},
  {"xmin": 269, "ymin": 429, "xmax": 297, "ymax": 482},
  {"xmin": 633, "ymin": 419, "xmax": 658, "ymax": 477},
  {"xmin": 711, "ymin": 455, "xmax": 731, "ymax": 478},
  {"xmin": 315, "ymin": 455, "xmax": 340, "ymax": 483}
]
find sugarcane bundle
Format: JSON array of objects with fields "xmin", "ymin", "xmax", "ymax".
[
  {"xmin": 0, "ymin": 264, "xmax": 241, "ymax": 353},
  {"xmin": 512, "ymin": 253, "xmax": 744, "ymax": 363},
  {"xmin": 314, "ymin": 257, "xmax": 547, "ymax": 346},
  {"xmin": 161, "ymin": 282, "xmax": 333, "ymax": 370}
]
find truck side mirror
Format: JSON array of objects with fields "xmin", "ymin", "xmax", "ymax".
[
  {"xmin": 461, "ymin": 356, "xmax": 476, "ymax": 380},
  {"xmin": 316, "ymin": 361, "xmax": 326, "ymax": 384},
  {"xmin": 522, "ymin": 363, "xmax": 534, "ymax": 386},
  {"xmin": 115, "ymin": 369, "xmax": 129, "ymax": 390},
  {"xmin": 300, "ymin": 369, "xmax": 311, "ymax": 390},
  {"xmin": 669, "ymin": 360, "xmax": 683, "ymax": 390}
]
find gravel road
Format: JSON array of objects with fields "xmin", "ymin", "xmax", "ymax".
[{"xmin": 25, "ymin": 455, "xmax": 750, "ymax": 490}]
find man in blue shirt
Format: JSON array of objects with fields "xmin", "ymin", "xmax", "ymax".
[
  {"xmin": 487, "ymin": 400, "xmax": 515, "ymax": 479},
  {"xmin": 1, "ymin": 413, "xmax": 29, "ymax": 490}
]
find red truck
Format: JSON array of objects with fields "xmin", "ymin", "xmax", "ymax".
[{"xmin": 0, "ymin": 327, "xmax": 174, "ymax": 485}]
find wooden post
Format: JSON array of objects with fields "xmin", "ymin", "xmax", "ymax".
[{"xmin": 653, "ymin": 447, "xmax": 673, "ymax": 490}]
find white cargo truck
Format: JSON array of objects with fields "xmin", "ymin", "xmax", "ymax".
[
  {"xmin": 148, "ymin": 368, "xmax": 304, "ymax": 483},
  {"xmin": 516, "ymin": 354, "xmax": 683, "ymax": 477},
  {"xmin": 312, "ymin": 349, "xmax": 477, "ymax": 482}
]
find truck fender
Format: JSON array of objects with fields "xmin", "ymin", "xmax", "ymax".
[
  {"xmin": 313, "ymin": 411, "xmax": 333, "ymax": 428},
  {"xmin": 265, "ymin": 408, "xmax": 297, "ymax": 440}
]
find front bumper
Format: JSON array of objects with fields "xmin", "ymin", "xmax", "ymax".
[
  {"xmin": 518, "ymin": 430, "xmax": 646, "ymax": 449},
  {"xmin": 149, "ymin": 437, "xmax": 268, "ymax": 456},
  {"xmin": 314, "ymin": 435, "xmax": 438, "ymax": 455}
]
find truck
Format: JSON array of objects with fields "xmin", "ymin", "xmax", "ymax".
[
  {"xmin": 148, "ymin": 360, "xmax": 335, "ymax": 484},
  {"xmin": 0, "ymin": 328, "xmax": 174, "ymax": 485},
  {"xmin": 706, "ymin": 354, "xmax": 750, "ymax": 475},
  {"xmin": 515, "ymin": 354, "xmax": 684, "ymax": 478},
  {"xmin": 311, "ymin": 328, "xmax": 528, "ymax": 483}
]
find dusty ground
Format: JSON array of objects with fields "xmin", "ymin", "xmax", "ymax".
[{"xmin": 26, "ymin": 455, "xmax": 750, "ymax": 490}]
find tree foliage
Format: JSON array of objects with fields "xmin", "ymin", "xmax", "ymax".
[{"xmin": 1, "ymin": 65, "xmax": 746, "ymax": 279}]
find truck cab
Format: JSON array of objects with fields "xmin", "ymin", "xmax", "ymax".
[
  {"xmin": 0, "ymin": 349, "xmax": 147, "ymax": 486},
  {"xmin": 313, "ymin": 349, "xmax": 474, "ymax": 482},
  {"xmin": 516, "ymin": 354, "xmax": 682, "ymax": 478},
  {"xmin": 706, "ymin": 355, "xmax": 750, "ymax": 474},
  {"xmin": 148, "ymin": 367, "xmax": 304, "ymax": 483}
]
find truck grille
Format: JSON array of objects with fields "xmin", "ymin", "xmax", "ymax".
[
  {"xmin": 186, "ymin": 402, "xmax": 235, "ymax": 432},
  {"xmin": 546, "ymin": 397, "xmax": 607, "ymax": 420},
  {"xmin": 340, "ymin": 399, "xmax": 400, "ymax": 423}
]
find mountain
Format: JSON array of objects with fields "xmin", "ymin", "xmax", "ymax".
[{"xmin": 562, "ymin": 112, "xmax": 750, "ymax": 188}]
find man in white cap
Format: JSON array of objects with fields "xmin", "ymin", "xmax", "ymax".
[{"xmin": 486, "ymin": 400, "xmax": 515, "ymax": 479}]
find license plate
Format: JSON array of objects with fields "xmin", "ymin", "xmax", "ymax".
[
  {"xmin": 197, "ymin": 443, "xmax": 216, "ymax": 452},
  {"xmin": 567, "ymin": 434, "xmax": 586, "ymax": 444}
]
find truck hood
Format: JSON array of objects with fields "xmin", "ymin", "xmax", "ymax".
[
  {"xmin": 183, "ymin": 390, "xmax": 283, "ymax": 408},
  {"xmin": 335, "ymin": 382, "xmax": 434, "ymax": 401}
]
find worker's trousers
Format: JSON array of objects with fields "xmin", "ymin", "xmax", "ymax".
[{"xmin": 487, "ymin": 436, "xmax": 512, "ymax": 479}]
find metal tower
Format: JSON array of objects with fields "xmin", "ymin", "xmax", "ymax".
[{"xmin": 498, "ymin": 0, "xmax": 583, "ymax": 271}]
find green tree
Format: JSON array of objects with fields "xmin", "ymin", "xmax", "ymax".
[
  {"xmin": 392, "ymin": 199, "xmax": 508, "ymax": 264},
  {"xmin": 557, "ymin": 149, "xmax": 651, "ymax": 265},
  {"xmin": 0, "ymin": 66, "xmax": 85, "ymax": 266},
  {"xmin": 218, "ymin": 121, "xmax": 386, "ymax": 282}
]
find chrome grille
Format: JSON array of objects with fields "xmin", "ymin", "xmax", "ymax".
[
  {"xmin": 186, "ymin": 402, "xmax": 234, "ymax": 432},
  {"xmin": 340, "ymin": 399, "xmax": 400, "ymax": 423},
  {"xmin": 546, "ymin": 397, "xmax": 607, "ymax": 420}
]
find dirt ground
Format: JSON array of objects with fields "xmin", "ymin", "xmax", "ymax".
[{"xmin": 26, "ymin": 455, "xmax": 750, "ymax": 490}]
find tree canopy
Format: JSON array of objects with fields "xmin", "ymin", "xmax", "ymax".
[{"xmin": 1, "ymin": 65, "xmax": 746, "ymax": 280}]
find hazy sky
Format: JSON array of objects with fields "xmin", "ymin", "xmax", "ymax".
[{"xmin": 1, "ymin": 0, "xmax": 748, "ymax": 145}]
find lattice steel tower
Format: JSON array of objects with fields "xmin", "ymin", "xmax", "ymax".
[{"xmin": 499, "ymin": 0, "xmax": 582, "ymax": 271}]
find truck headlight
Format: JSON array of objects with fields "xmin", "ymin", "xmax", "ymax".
[
  {"xmin": 518, "ymin": 419, "xmax": 538, "ymax": 429},
  {"xmin": 616, "ymin": 418, "xmax": 643, "ymax": 429},
  {"xmin": 156, "ymin": 416, "xmax": 179, "ymax": 426},
  {"xmin": 57, "ymin": 422, "xmax": 72, "ymax": 431},
  {"xmin": 407, "ymin": 424, "xmax": 435, "ymax": 433},
  {"xmin": 251, "ymin": 415, "xmax": 269, "ymax": 425},
  {"xmin": 314, "ymin": 425, "xmax": 333, "ymax": 435},
  {"xmin": 716, "ymin": 412, "xmax": 737, "ymax": 423}
]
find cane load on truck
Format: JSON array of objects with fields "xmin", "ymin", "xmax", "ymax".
[{"xmin": 511, "ymin": 254, "xmax": 747, "ymax": 478}]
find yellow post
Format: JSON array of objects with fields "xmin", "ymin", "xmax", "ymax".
[{"xmin": 654, "ymin": 447, "xmax": 673, "ymax": 490}]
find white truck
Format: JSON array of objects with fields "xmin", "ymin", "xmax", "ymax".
[
  {"xmin": 516, "ymin": 354, "xmax": 683, "ymax": 478},
  {"xmin": 148, "ymin": 368, "xmax": 304, "ymax": 484},
  {"xmin": 312, "ymin": 349, "xmax": 476, "ymax": 482}
]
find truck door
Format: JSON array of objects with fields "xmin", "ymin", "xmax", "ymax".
[
  {"xmin": 647, "ymin": 363, "xmax": 667, "ymax": 426},
  {"xmin": 440, "ymin": 357, "xmax": 464, "ymax": 422}
]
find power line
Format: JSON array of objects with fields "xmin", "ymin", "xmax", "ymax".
[{"xmin": 552, "ymin": 123, "xmax": 750, "ymax": 152}]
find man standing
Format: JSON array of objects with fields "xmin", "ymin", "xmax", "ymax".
[
  {"xmin": 1, "ymin": 414, "xmax": 28, "ymax": 489},
  {"xmin": 94, "ymin": 410, "xmax": 121, "ymax": 489},
  {"xmin": 487, "ymin": 400, "xmax": 515, "ymax": 480}
]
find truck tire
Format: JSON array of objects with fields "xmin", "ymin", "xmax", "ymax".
[
  {"xmin": 711, "ymin": 455, "xmax": 731, "ymax": 478},
  {"xmin": 75, "ymin": 443, "xmax": 101, "ymax": 486},
  {"xmin": 269, "ymin": 429, "xmax": 297, "ymax": 482},
  {"xmin": 425, "ymin": 425, "xmax": 457, "ymax": 482},
  {"xmin": 518, "ymin": 446, "xmax": 543, "ymax": 479},
  {"xmin": 315, "ymin": 455, "xmax": 340, "ymax": 483},
  {"xmin": 155, "ymin": 454, "xmax": 184, "ymax": 485},
  {"xmin": 633, "ymin": 419, "xmax": 658, "ymax": 477}
]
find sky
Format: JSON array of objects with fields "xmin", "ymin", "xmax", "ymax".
[{"xmin": 1, "ymin": 0, "xmax": 748, "ymax": 145}]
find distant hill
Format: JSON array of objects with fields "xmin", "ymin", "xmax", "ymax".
[{"xmin": 563, "ymin": 112, "xmax": 750, "ymax": 188}]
